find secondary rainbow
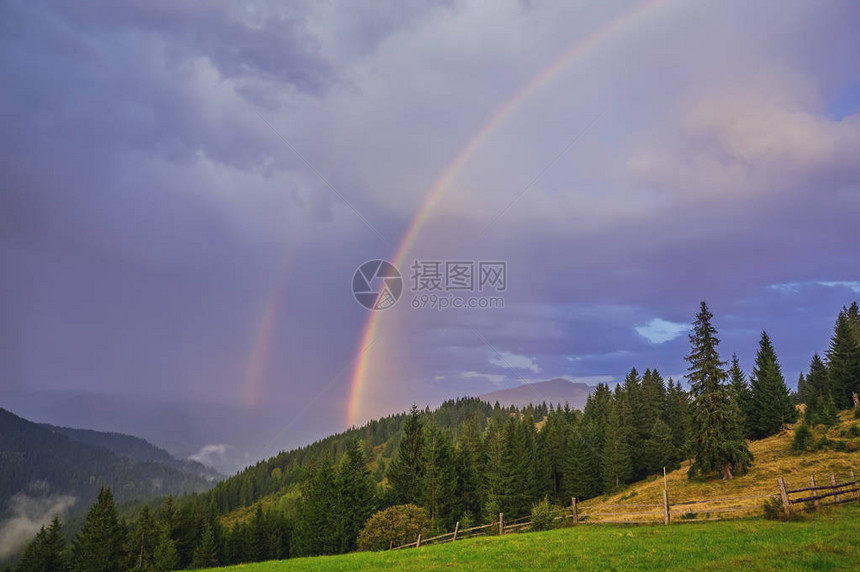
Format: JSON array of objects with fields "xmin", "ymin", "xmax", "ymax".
[{"xmin": 346, "ymin": 0, "xmax": 670, "ymax": 426}]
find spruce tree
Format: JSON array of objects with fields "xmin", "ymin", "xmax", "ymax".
[
  {"xmin": 601, "ymin": 405, "xmax": 632, "ymax": 491},
  {"xmin": 827, "ymin": 310, "xmax": 860, "ymax": 409},
  {"xmin": 70, "ymin": 488, "xmax": 127, "ymax": 572},
  {"xmin": 728, "ymin": 353, "xmax": 754, "ymax": 438},
  {"xmin": 294, "ymin": 456, "xmax": 338, "ymax": 556},
  {"xmin": 664, "ymin": 379, "xmax": 689, "ymax": 453},
  {"xmin": 128, "ymin": 505, "xmax": 157, "ymax": 572},
  {"xmin": 386, "ymin": 405, "xmax": 425, "ymax": 505},
  {"xmin": 749, "ymin": 331, "xmax": 797, "ymax": 438},
  {"xmin": 18, "ymin": 518, "xmax": 68, "ymax": 572},
  {"xmin": 152, "ymin": 522, "xmax": 179, "ymax": 571},
  {"xmin": 804, "ymin": 353, "xmax": 831, "ymax": 425},
  {"xmin": 453, "ymin": 440, "xmax": 482, "ymax": 521},
  {"xmin": 190, "ymin": 522, "xmax": 218, "ymax": 569},
  {"xmin": 685, "ymin": 302, "xmax": 752, "ymax": 479},
  {"xmin": 645, "ymin": 419, "xmax": 679, "ymax": 474},
  {"xmin": 563, "ymin": 423, "xmax": 600, "ymax": 500},
  {"xmin": 421, "ymin": 425, "xmax": 457, "ymax": 530},
  {"xmin": 335, "ymin": 439, "xmax": 376, "ymax": 552}
]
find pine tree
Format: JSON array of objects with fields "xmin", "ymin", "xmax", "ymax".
[
  {"xmin": 191, "ymin": 522, "xmax": 218, "ymax": 569},
  {"xmin": 70, "ymin": 488, "xmax": 128, "ymax": 572},
  {"xmin": 294, "ymin": 456, "xmax": 338, "ymax": 556},
  {"xmin": 645, "ymin": 419, "xmax": 679, "ymax": 474},
  {"xmin": 335, "ymin": 439, "xmax": 376, "ymax": 553},
  {"xmin": 685, "ymin": 302, "xmax": 752, "ymax": 479},
  {"xmin": 386, "ymin": 405, "xmax": 425, "ymax": 505},
  {"xmin": 601, "ymin": 405, "xmax": 632, "ymax": 491},
  {"xmin": 128, "ymin": 505, "xmax": 157, "ymax": 572},
  {"xmin": 563, "ymin": 423, "xmax": 600, "ymax": 500},
  {"xmin": 664, "ymin": 379, "xmax": 689, "ymax": 454},
  {"xmin": 728, "ymin": 353, "xmax": 754, "ymax": 438},
  {"xmin": 421, "ymin": 425, "xmax": 457, "ymax": 531},
  {"xmin": 152, "ymin": 522, "xmax": 179, "ymax": 571},
  {"xmin": 827, "ymin": 310, "xmax": 860, "ymax": 409},
  {"xmin": 453, "ymin": 441, "xmax": 482, "ymax": 521},
  {"xmin": 804, "ymin": 353, "xmax": 831, "ymax": 425},
  {"xmin": 748, "ymin": 331, "xmax": 797, "ymax": 437},
  {"xmin": 18, "ymin": 517, "xmax": 68, "ymax": 572}
]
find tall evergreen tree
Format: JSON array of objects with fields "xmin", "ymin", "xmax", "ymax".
[
  {"xmin": 335, "ymin": 439, "xmax": 376, "ymax": 553},
  {"xmin": 601, "ymin": 405, "xmax": 632, "ymax": 491},
  {"xmin": 70, "ymin": 488, "xmax": 127, "ymax": 572},
  {"xmin": 748, "ymin": 331, "xmax": 797, "ymax": 437},
  {"xmin": 728, "ymin": 353, "xmax": 754, "ymax": 438},
  {"xmin": 386, "ymin": 405, "xmax": 425, "ymax": 505},
  {"xmin": 421, "ymin": 425, "xmax": 457, "ymax": 531},
  {"xmin": 827, "ymin": 310, "xmax": 860, "ymax": 409},
  {"xmin": 563, "ymin": 423, "xmax": 600, "ymax": 500},
  {"xmin": 152, "ymin": 522, "xmax": 179, "ymax": 571},
  {"xmin": 293, "ymin": 456, "xmax": 338, "ymax": 556},
  {"xmin": 664, "ymin": 379, "xmax": 689, "ymax": 454},
  {"xmin": 645, "ymin": 419, "xmax": 679, "ymax": 474},
  {"xmin": 452, "ymin": 440, "xmax": 482, "ymax": 521},
  {"xmin": 685, "ymin": 302, "xmax": 752, "ymax": 479},
  {"xmin": 804, "ymin": 353, "xmax": 832, "ymax": 425},
  {"xmin": 18, "ymin": 517, "xmax": 68, "ymax": 572},
  {"xmin": 190, "ymin": 522, "xmax": 218, "ymax": 569},
  {"xmin": 127, "ymin": 505, "xmax": 157, "ymax": 572}
]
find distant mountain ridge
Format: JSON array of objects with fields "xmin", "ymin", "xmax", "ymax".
[
  {"xmin": 39, "ymin": 423, "xmax": 222, "ymax": 481},
  {"xmin": 0, "ymin": 408, "xmax": 216, "ymax": 509},
  {"xmin": 479, "ymin": 378, "xmax": 595, "ymax": 410}
]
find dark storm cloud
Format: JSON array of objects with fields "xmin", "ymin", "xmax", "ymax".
[{"xmin": 2, "ymin": 0, "xmax": 859, "ymax": 455}]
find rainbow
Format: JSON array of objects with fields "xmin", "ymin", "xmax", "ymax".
[{"xmin": 345, "ymin": 0, "xmax": 670, "ymax": 426}]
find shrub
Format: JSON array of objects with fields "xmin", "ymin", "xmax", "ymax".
[
  {"xmin": 832, "ymin": 440, "xmax": 848, "ymax": 452},
  {"xmin": 762, "ymin": 496, "xmax": 783, "ymax": 520},
  {"xmin": 792, "ymin": 423, "xmax": 813, "ymax": 452},
  {"xmin": 357, "ymin": 504, "xmax": 430, "ymax": 551},
  {"xmin": 530, "ymin": 497, "xmax": 556, "ymax": 532},
  {"xmin": 854, "ymin": 408, "xmax": 860, "ymax": 419},
  {"xmin": 846, "ymin": 426, "xmax": 860, "ymax": 438}
]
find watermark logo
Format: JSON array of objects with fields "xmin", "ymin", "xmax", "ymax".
[
  {"xmin": 353, "ymin": 259, "xmax": 507, "ymax": 311},
  {"xmin": 352, "ymin": 260, "xmax": 403, "ymax": 310}
]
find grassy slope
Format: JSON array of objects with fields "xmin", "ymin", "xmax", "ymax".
[
  {"xmin": 581, "ymin": 411, "xmax": 860, "ymax": 520},
  {"xmin": 195, "ymin": 503, "xmax": 860, "ymax": 571}
]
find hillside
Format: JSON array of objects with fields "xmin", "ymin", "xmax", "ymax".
[
  {"xmin": 581, "ymin": 410, "xmax": 860, "ymax": 519},
  {"xmin": 0, "ymin": 408, "xmax": 215, "ymax": 507},
  {"xmin": 40, "ymin": 423, "xmax": 221, "ymax": 481},
  {"xmin": 193, "ymin": 503, "xmax": 860, "ymax": 571},
  {"xmin": 479, "ymin": 378, "xmax": 593, "ymax": 410}
]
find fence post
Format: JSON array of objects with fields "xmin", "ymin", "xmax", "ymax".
[
  {"xmin": 662, "ymin": 467, "xmax": 670, "ymax": 525},
  {"xmin": 572, "ymin": 497, "xmax": 578, "ymax": 524},
  {"xmin": 389, "ymin": 541, "xmax": 393, "ymax": 550},
  {"xmin": 416, "ymin": 533, "xmax": 421, "ymax": 548},
  {"xmin": 810, "ymin": 476, "xmax": 820, "ymax": 510},
  {"xmin": 499, "ymin": 513, "xmax": 504, "ymax": 536},
  {"xmin": 831, "ymin": 474, "xmax": 840, "ymax": 503},
  {"xmin": 453, "ymin": 521, "xmax": 460, "ymax": 542},
  {"xmin": 778, "ymin": 477, "xmax": 791, "ymax": 517},
  {"xmin": 851, "ymin": 469, "xmax": 858, "ymax": 500}
]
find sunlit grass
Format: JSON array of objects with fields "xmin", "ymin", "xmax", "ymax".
[{"xmin": 193, "ymin": 502, "xmax": 860, "ymax": 571}]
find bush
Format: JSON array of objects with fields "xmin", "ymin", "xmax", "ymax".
[
  {"xmin": 357, "ymin": 504, "xmax": 430, "ymax": 551},
  {"xmin": 530, "ymin": 497, "xmax": 556, "ymax": 532},
  {"xmin": 854, "ymin": 408, "xmax": 860, "ymax": 419},
  {"xmin": 832, "ymin": 440, "xmax": 848, "ymax": 452},
  {"xmin": 792, "ymin": 423, "xmax": 813, "ymax": 452},
  {"xmin": 762, "ymin": 497, "xmax": 783, "ymax": 520}
]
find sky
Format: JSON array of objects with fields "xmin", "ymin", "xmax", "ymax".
[{"xmin": 1, "ymin": 0, "xmax": 859, "ymax": 472}]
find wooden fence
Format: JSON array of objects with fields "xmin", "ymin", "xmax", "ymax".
[
  {"xmin": 777, "ymin": 469, "xmax": 858, "ymax": 517},
  {"xmin": 390, "ymin": 467, "xmax": 858, "ymax": 551}
]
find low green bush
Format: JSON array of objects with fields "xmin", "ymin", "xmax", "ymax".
[{"xmin": 357, "ymin": 504, "xmax": 430, "ymax": 552}]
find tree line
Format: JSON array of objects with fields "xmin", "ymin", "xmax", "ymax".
[{"xmin": 13, "ymin": 300, "xmax": 860, "ymax": 571}]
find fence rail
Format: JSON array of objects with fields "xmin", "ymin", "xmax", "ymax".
[{"xmin": 390, "ymin": 466, "xmax": 857, "ymax": 551}]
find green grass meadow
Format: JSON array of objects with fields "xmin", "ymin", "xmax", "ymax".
[{"xmin": 194, "ymin": 503, "xmax": 860, "ymax": 571}]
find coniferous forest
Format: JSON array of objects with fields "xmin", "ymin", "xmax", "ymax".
[{"xmin": 12, "ymin": 301, "xmax": 860, "ymax": 572}]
